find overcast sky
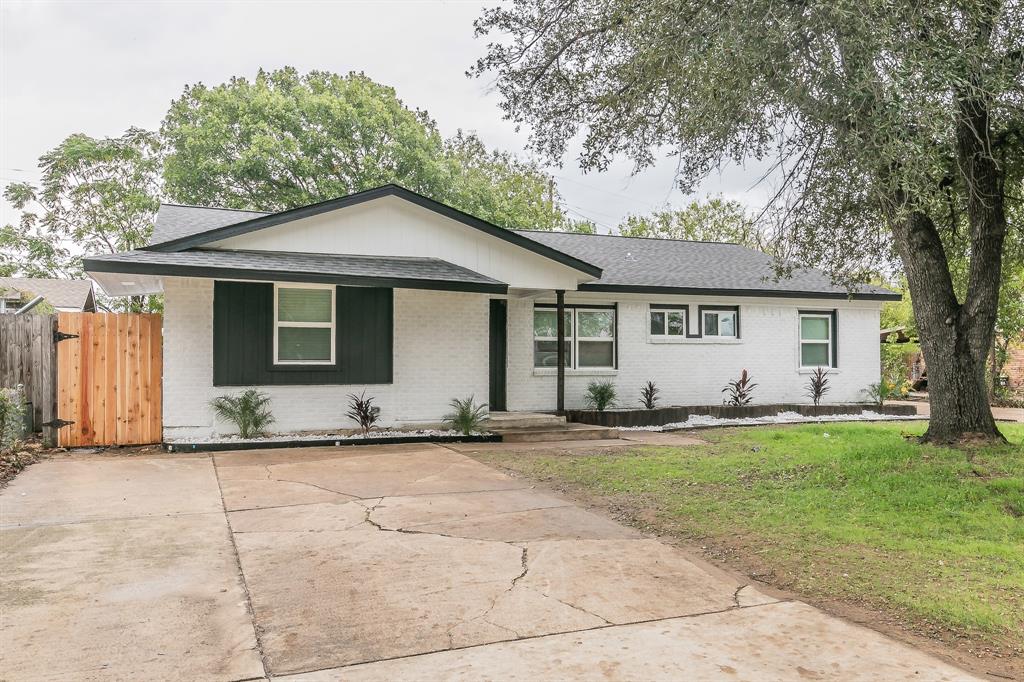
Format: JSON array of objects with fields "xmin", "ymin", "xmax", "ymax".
[{"xmin": 1, "ymin": 0, "xmax": 774, "ymax": 232}]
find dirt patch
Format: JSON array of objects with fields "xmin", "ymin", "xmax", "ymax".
[
  {"xmin": 1, "ymin": 440, "xmax": 45, "ymax": 487},
  {"xmin": 472, "ymin": 447, "xmax": 1023, "ymax": 682}
]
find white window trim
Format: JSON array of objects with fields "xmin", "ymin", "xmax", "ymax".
[
  {"xmin": 575, "ymin": 308, "xmax": 616, "ymax": 369},
  {"xmin": 533, "ymin": 307, "xmax": 616, "ymax": 370},
  {"xmin": 702, "ymin": 309, "xmax": 738, "ymax": 339},
  {"xmin": 798, "ymin": 313, "xmax": 833, "ymax": 370},
  {"xmin": 273, "ymin": 283, "xmax": 336, "ymax": 365},
  {"xmin": 648, "ymin": 307, "xmax": 687, "ymax": 339}
]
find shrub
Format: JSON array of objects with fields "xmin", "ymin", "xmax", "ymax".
[
  {"xmin": 444, "ymin": 396, "xmax": 488, "ymax": 435},
  {"xmin": 880, "ymin": 342, "xmax": 915, "ymax": 397},
  {"xmin": 863, "ymin": 380, "xmax": 896, "ymax": 406},
  {"xmin": 345, "ymin": 391, "xmax": 381, "ymax": 434},
  {"xmin": 0, "ymin": 386, "xmax": 28, "ymax": 455},
  {"xmin": 210, "ymin": 389, "xmax": 275, "ymax": 439},
  {"xmin": 722, "ymin": 369, "xmax": 757, "ymax": 406},
  {"xmin": 803, "ymin": 367, "xmax": 831, "ymax": 406},
  {"xmin": 639, "ymin": 380, "xmax": 660, "ymax": 409},
  {"xmin": 585, "ymin": 380, "xmax": 617, "ymax": 411}
]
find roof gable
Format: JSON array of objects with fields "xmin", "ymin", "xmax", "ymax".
[
  {"xmin": 147, "ymin": 185, "xmax": 602, "ymax": 278},
  {"xmin": 0, "ymin": 277, "xmax": 95, "ymax": 310}
]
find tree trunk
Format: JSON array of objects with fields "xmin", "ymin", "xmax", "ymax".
[{"xmin": 891, "ymin": 210, "xmax": 1003, "ymax": 443}]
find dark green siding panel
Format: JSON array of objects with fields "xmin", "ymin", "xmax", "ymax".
[{"xmin": 213, "ymin": 281, "xmax": 393, "ymax": 386}]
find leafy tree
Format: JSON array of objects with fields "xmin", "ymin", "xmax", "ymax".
[
  {"xmin": 1, "ymin": 127, "xmax": 162, "ymax": 311},
  {"xmin": 162, "ymin": 67, "xmax": 581, "ymax": 231},
  {"xmin": 618, "ymin": 198, "xmax": 762, "ymax": 248},
  {"xmin": 472, "ymin": 0, "xmax": 1023, "ymax": 442}
]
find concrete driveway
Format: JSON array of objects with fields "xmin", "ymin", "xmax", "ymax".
[{"xmin": 1, "ymin": 443, "xmax": 975, "ymax": 681}]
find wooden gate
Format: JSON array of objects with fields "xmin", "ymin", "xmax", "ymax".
[{"xmin": 56, "ymin": 312, "xmax": 162, "ymax": 447}]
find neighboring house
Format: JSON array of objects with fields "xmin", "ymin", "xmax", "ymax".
[
  {"xmin": 0, "ymin": 277, "xmax": 96, "ymax": 314},
  {"xmin": 84, "ymin": 185, "xmax": 899, "ymax": 440}
]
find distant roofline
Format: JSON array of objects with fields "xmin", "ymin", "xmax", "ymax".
[
  {"xmin": 160, "ymin": 202, "xmax": 270, "ymax": 214},
  {"xmin": 513, "ymin": 227, "xmax": 745, "ymax": 248}
]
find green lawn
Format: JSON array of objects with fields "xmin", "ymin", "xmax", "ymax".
[{"xmin": 477, "ymin": 422, "xmax": 1024, "ymax": 648}]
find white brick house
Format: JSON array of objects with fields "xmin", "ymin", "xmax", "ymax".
[{"xmin": 85, "ymin": 185, "xmax": 898, "ymax": 440}]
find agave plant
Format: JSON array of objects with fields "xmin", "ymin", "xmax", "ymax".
[
  {"xmin": 346, "ymin": 391, "xmax": 381, "ymax": 434},
  {"xmin": 722, "ymin": 369, "xmax": 758, "ymax": 406},
  {"xmin": 804, "ymin": 367, "xmax": 831, "ymax": 406},
  {"xmin": 210, "ymin": 389, "xmax": 275, "ymax": 439},
  {"xmin": 444, "ymin": 396, "xmax": 488, "ymax": 435},
  {"xmin": 639, "ymin": 380, "xmax": 660, "ymax": 409}
]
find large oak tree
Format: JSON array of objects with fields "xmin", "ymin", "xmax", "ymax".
[{"xmin": 472, "ymin": 0, "xmax": 1023, "ymax": 442}]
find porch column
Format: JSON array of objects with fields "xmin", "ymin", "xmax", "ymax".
[{"xmin": 556, "ymin": 289, "xmax": 565, "ymax": 414}]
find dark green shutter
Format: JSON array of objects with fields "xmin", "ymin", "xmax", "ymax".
[{"xmin": 213, "ymin": 281, "xmax": 392, "ymax": 386}]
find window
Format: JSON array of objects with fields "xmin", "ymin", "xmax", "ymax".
[
  {"xmin": 274, "ymin": 284, "xmax": 335, "ymax": 364},
  {"xmin": 533, "ymin": 306, "xmax": 616, "ymax": 369},
  {"xmin": 702, "ymin": 309, "xmax": 737, "ymax": 338},
  {"xmin": 650, "ymin": 308, "xmax": 687, "ymax": 337},
  {"xmin": 799, "ymin": 313, "xmax": 833, "ymax": 368},
  {"xmin": 533, "ymin": 309, "xmax": 572, "ymax": 368}
]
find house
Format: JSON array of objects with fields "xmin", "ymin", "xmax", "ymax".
[
  {"xmin": 0, "ymin": 277, "xmax": 96, "ymax": 314},
  {"xmin": 83, "ymin": 185, "xmax": 900, "ymax": 440}
]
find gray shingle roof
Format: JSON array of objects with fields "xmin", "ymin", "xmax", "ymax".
[
  {"xmin": 0, "ymin": 277, "xmax": 95, "ymax": 310},
  {"xmin": 138, "ymin": 197, "xmax": 898, "ymax": 300},
  {"xmin": 85, "ymin": 248, "xmax": 506, "ymax": 294},
  {"xmin": 151, "ymin": 204, "xmax": 269, "ymax": 245},
  {"xmin": 512, "ymin": 230, "xmax": 897, "ymax": 299}
]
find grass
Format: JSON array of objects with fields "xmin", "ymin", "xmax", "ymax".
[{"xmin": 478, "ymin": 422, "xmax": 1024, "ymax": 650}]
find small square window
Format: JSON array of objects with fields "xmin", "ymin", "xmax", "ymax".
[
  {"xmin": 650, "ymin": 308, "xmax": 686, "ymax": 338},
  {"xmin": 274, "ymin": 285, "xmax": 335, "ymax": 365},
  {"xmin": 702, "ymin": 310, "xmax": 737, "ymax": 338},
  {"xmin": 799, "ymin": 313, "xmax": 834, "ymax": 368}
]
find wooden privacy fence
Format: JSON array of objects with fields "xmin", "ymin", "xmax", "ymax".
[
  {"xmin": 0, "ymin": 314, "xmax": 57, "ymax": 443},
  {"xmin": 55, "ymin": 312, "xmax": 163, "ymax": 447}
]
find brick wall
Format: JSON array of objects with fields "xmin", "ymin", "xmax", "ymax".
[
  {"xmin": 1004, "ymin": 342, "xmax": 1024, "ymax": 391},
  {"xmin": 506, "ymin": 297, "xmax": 881, "ymax": 411},
  {"xmin": 163, "ymin": 277, "xmax": 884, "ymax": 438},
  {"xmin": 162, "ymin": 277, "xmax": 489, "ymax": 439}
]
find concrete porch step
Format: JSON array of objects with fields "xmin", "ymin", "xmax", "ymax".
[
  {"xmin": 492, "ymin": 423, "xmax": 619, "ymax": 443},
  {"xmin": 486, "ymin": 411, "xmax": 567, "ymax": 430}
]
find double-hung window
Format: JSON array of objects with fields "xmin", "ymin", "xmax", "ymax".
[
  {"xmin": 702, "ymin": 309, "xmax": 737, "ymax": 338},
  {"xmin": 274, "ymin": 284, "xmax": 335, "ymax": 364},
  {"xmin": 650, "ymin": 307, "xmax": 687, "ymax": 338},
  {"xmin": 799, "ymin": 312, "xmax": 833, "ymax": 368},
  {"xmin": 533, "ymin": 306, "xmax": 616, "ymax": 369}
]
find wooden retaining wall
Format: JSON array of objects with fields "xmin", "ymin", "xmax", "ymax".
[{"xmin": 566, "ymin": 403, "xmax": 920, "ymax": 428}]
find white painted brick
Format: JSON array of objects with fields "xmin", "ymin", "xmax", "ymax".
[
  {"xmin": 162, "ymin": 277, "xmax": 489, "ymax": 439},
  {"xmin": 506, "ymin": 296, "xmax": 881, "ymax": 411},
  {"xmin": 163, "ymin": 277, "xmax": 882, "ymax": 439}
]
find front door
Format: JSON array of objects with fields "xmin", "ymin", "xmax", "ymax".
[{"xmin": 488, "ymin": 299, "xmax": 507, "ymax": 411}]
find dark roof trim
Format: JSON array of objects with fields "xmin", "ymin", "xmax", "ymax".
[
  {"xmin": 146, "ymin": 185, "xmax": 603, "ymax": 278},
  {"xmin": 579, "ymin": 283, "xmax": 902, "ymax": 301},
  {"xmin": 83, "ymin": 256, "xmax": 508, "ymax": 295}
]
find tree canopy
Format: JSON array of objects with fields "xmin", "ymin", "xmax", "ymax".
[
  {"xmin": 472, "ymin": 0, "xmax": 1023, "ymax": 441},
  {"xmin": 161, "ymin": 67, "xmax": 582, "ymax": 231},
  {"xmin": 0, "ymin": 127, "xmax": 161, "ymax": 283},
  {"xmin": 617, "ymin": 198, "xmax": 761, "ymax": 248}
]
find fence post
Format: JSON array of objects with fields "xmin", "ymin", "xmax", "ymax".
[{"xmin": 42, "ymin": 315, "xmax": 58, "ymax": 447}]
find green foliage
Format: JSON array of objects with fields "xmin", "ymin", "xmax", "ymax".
[
  {"xmin": 162, "ymin": 67, "xmax": 586, "ymax": 232},
  {"xmin": 722, "ymin": 369, "xmax": 757, "ymax": 406},
  {"xmin": 479, "ymin": 423, "xmax": 1024, "ymax": 643},
  {"xmin": 584, "ymin": 380, "xmax": 617, "ymax": 411},
  {"xmin": 210, "ymin": 389, "xmax": 275, "ymax": 439},
  {"xmin": 1, "ymin": 127, "xmax": 162, "ymax": 312},
  {"xmin": 863, "ymin": 380, "xmax": 898, "ymax": 406},
  {"xmin": 0, "ymin": 386, "xmax": 28, "ymax": 455},
  {"xmin": 880, "ymin": 342, "xmax": 917, "ymax": 398},
  {"xmin": 639, "ymin": 380, "xmax": 659, "ymax": 409},
  {"xmin": 345, "ymin": 391, "xmax": 381, "ymax": 434},
  {"xmin": 803, "ymin": 367, "xmax": 831, "ymax": 406},
  {"xmin": 443, "ymin": 396, "xmax": 489, "ymax": 435},
  {"xmin": 879, "ymin": 276, "xmax": 918, "ymax": 338},
  {"xmin": 618, "ymin": 198, "xmax": 763, "ymax": 250}
]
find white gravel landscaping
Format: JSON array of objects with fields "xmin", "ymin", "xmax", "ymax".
[
  {"xmin": 620, "ymin": 410, "xmax": 926, "ymax": 432},
  {"xmin": 167, "ymin": 428, "xmax": 483, "ymax": 445}
]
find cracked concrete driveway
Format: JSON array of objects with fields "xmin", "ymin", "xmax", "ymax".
[{"xmin": 1, "ymin": 443, "xmax": 975, "ymax": 681}]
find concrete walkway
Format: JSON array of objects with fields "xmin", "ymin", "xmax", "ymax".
[
  {"xmin": 1, "ymin": 444, "xmax": 975, "ymax": 681},
  {"xmin": 887, "ymin": 399, "xmax": 1024, "ymax": 422}
]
